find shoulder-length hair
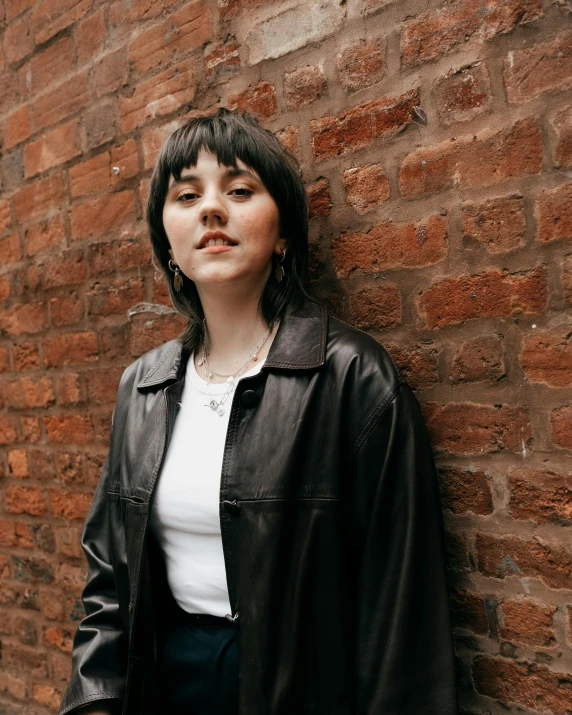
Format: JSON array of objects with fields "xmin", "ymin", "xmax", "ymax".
[{"xmin": 146, "ymin": 107, "xmax": 320, "ymax": 354}]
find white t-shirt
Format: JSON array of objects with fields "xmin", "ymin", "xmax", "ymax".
[{"xmin": 149, "ymin": 351, "xmax": 265, "ymax": 616}]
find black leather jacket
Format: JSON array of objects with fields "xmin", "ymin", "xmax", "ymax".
[{"xmin": 59, "ymin": 299, "xmax": 458, "ymax": 715}]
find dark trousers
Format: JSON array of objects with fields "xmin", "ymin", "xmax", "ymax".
[{"xmin": 158, "ymin": 605, "xmax": 239, "ymax": 715}]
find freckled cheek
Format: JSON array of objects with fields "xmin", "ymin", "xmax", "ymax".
[{"xmin": 237, "ymin": 206, "xmax": 280, "ymax": 242}]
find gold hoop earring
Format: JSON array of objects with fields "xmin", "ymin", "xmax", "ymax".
[
  {"xmin": 168, "ymin": 259, "xmax": 183, "ymax": 292},
  {"xmin": 274, "ymin": 249, "xmax": 287, "ymax": 283}
]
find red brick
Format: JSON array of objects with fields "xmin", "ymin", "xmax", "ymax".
[
  {"xmin": 8, "ymin": 449, "xmax": 28, "ymax": 478},
  {"xmin": 12, "ymin": 341, "xmax": 38, "ymax": 372},
  {"xmin": 0, "ymin": 232, "xmax": 22, "ymax": 264},
  {"xmin": 74, "ymin": 7, "xmax": 106, "ymax": 63},
  {"xmin": 0, "ymin": 72, "xmax": 18, "ymax": 114},
  {"xmin": 24, "ymin": 35, "xmax": 75, "ymax": 96},
  {"xmin": 33, "ymin": 684, "xmax": 63, "ymax": 709},
  {"xmin": 5, "ymin": 376, "xmax": 55, "ymax": 409},
  {"xmin": 118, "ymin": 236, "xmax": 151, "ymax": 270},
  {"xmin": 88, "ymin": 242, "xmax": 116, "ymax": 275},
  {"xmin": 55, "ymin": 526, "xmax": 83, "ymax": 557},
  {"xmin": 284, "ymin": 65, "xmax": 325, "ymax": 109},
  {"xmin": 44, "ymin": 626, "xmax": 73, "ymax": 654},
  {"xmin": 451, "ymin": 335, "xmax": 505, "ymax": 384},
  {"xmin": 473, "ymin": 656, "xmax": 572, "ymax": 714},
  {"xmin": 564, "ymin": 255, "xmax": 572, "ymax": 308},
  {"xmin": 93, "ymin": 47, "xmax": 128, "ymax": 96},
  {"xmin": 34, "ymin": 522, "xmax": 56, "ymax": 552},
  {"xmin": 400, "ymin": 119, "xmax": 542, "ymax": 198},
  {"xmin": 433, "ymin": 62, "xmax": 492, "ymax": 126},
  {"xmin": 56, "ymin": 561, "xmax": 87, "ymax": 596},
  {"xmin": 550, "ymin": 107, "xmax": 572, "ymax": 168},
  {"xmin": 535, "ymin": 181, "xmax": 572, "ymax": 245},
  {"xmin": 43, "ymin": 414, "xmax": 94, "ymax": 445},
  {"xmin": 25, "ymin": 216, "xmax": 66, "ymax": 256},
  {"xmin": 49, "ymin": 649, "xmax": 72, "ymax": 681},
  {"xmin": 110, "ymin": 139, "xmax": 139, "ymax": 185},
  {"xmin": 119, "ymin": 57, "xmax": 196, "ymax": 133},
  {"xmin": 50, "ymin": 290, "xmax": 84, "ymax": 327},
  {"xmin": 70, "ymin": 190, "xmax": 136, "ymax": 241},
  {"xmin": 87, "ymin": 278, "xmax": 144, "ymax": 316},
  {"xmin": 228, "ymin": 81, "xmax": 278, "ymax": 120},
  {"xmin": 0, "ymin": 301, "xmax": 49, "ymax": 336},
  {"xmin": 505, "ymin": 31, "xmax": 572, "ymax": 104},
  {"xmin": 476, "ymin": 532, "xmax": 572, "ymax": 589},
  {"xmin": 204, "ymin": 36, "xmax": 240, "ymax": 84},
  {"xmin": 385, "ymin": 344, "xmax": 439, "ymax": 390},
  {"xmin": 509, "ymin": 469, "xmax": 572, "ymax": 525},
  {"xmin": 0, "ymin": 416, "xmax": 18, "ymax": 444},
  {"xmin": 439, "ymin": 467, "xmax": 494, "ymax": 515},
  {"xmin": 13, "ymin": 173, "xmax": 67, "ymax": 224},
  {"xmin": 0, "ymin": 612, "xmax": 37, "ymax": 644},
  {"xmin": 36, "ymin": 250, "xmax": 86, "ymax": 289},
  {"xmin": 140, "ymin": 119, "xmax": 182, "ymax": 170},
  {"xmin": 50, "ymin": 489, "xmax": 91, "ymax": 521},
  {"xmin": 43, "ymin": 331, "xmax": 98, "ymax": 367},
  {"xmin": 418, "ymin": 267, "xmax": 546, "ymax": 329},
  {"xmin": 521, "ymin": 327, "xmax": 572, "ymax": 388},
  {"xmin": 449, "ymin": 589, "xmax": 489, "ymax": 634},
  {"xmin": 56, "ymin": 452, "xmax": 83, "ymax": 486},
  {"xmin": 6, "ymin": 486, "xmax": 46, "ymax": 516},
  {"xmin": 0, "ymin": 519, "xmax": 33, "ymax": 548},
  {"xmin": 0, "ymin": 346, "xmax": 10, "ymax": 372},
  {"xmin": 333, "ymin": 214, "xmax": 447, "ymax": 278},
  {"xmin": 423, "ymin": 403, "xmax": 532, "ymax": 454},
  {"xmin": 0, "ymin": 671, "xmax": 27, "ymax": 699},
  {"xmin": 129, "ymin": 311, "xmax": 187, "ymax": 357},
  {"xmin": 338, "ymin": 36, "xmax": 385, "ymax": 93},
  {"xmin": 462, "ymin": 195, "xmax": 525, "ymax": 253},
  {"xmin": 4, "ymin": 13, "xmax": 33, "ymax": 64},
  {"xmin": 71, "ymin": 142, "xmax": 138, "ymax": 197},
  {"xmin": 218, "ymin": 0, "xmax": 265, "ymax": 17},
  {"xmin": 24, "ymin": 119, "xmax": 82, "ymax": 177},
  {"xmin": 275, "ymin": 126, "xmax": 301, "ymax": 160},
  {"xmin": 129, "ymin": 0, "xmax": 210, "ymax": 76},
  {"xmin": 57, "ymin": 373, "xmax": 84, "ymax": 406},
  {"xmin": 32, "ymin": 68, "xmax": 90, "ymax": 131},
  {"xmin": 6, "ymin": 0, "xmax": 37, "ymax": 21},
  {"xmin": 401, "ymin": 0, "xmax": 543, "ymax": 68},
  {"xmin": 84, "ymin": 368, "xmax": 122, "ymax": 406},
  {"xmin": 0, "ymin": 581, "xmax": 40, "ymax": 609},
  {"xmin": 307, "ymin": 178, "xmax": 331, "ymax": 220},
  {"xmin": 1, "ymin": 643, "xmax": 47, "ymax": 677},
  {"xmin": 0, "ymin": 199, "xmax": 11, "ymax": 232},
  {"xmin": 347, "ymin": 284, "xmax": 402, "ymax": 330},
  {"xmin": 31, "ymin": 0, "xmax": 94, "ymax": 45},
  {"xmin": 0, "ymin": 275, "xmax": 10, "ymax": 302},
  {"xmin": 343, "ymin": 164, "xmax": 390, "ymax": 215},
  {"xmin": 5, "ymin": 104, "xmax": 31, "ymax": 148},
  {"xmin": 311, "ymin": 89, "xmax": 418, "ymax": 160},
  {"xmin": 20, "ymin": 415, "xmax": 41, "ymax": 443}
]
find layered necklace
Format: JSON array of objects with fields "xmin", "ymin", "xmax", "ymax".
[{"xmin": 197, "ymin": 317, "xmax": 279, "ymax": 416}]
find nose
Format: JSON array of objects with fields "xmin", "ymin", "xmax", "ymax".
[{"xmin": 200, "ymin": 187, "xmax": 228, "ymax": 226}]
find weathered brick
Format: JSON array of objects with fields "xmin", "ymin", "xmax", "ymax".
[
  {"xmin": 0, "ymin": 415, "xmax": 18, "ymax": 444},
  {"xmin": 401, "ymin": 0, "xmax": 543, "ymax": 68},
  {"xmin": 343, "ymin": 164, "xmax": 390, "ymax": 215},
  {"xmin": 0, "ymin": 582, "xmax": 40, "ymax": 610},
  {"xmin": 284, "ymin": 65, "xmax": 325, "ymax": 109},
  {"xmin": 119, "ymin": 57, "xmax": 196, "ymax": 133},
  {"xmin": 0, "ymin": 519, "xmax": 33, "ymax": 548},
  {"xmin": 505, "ymin": 31, "xmax": 572, "ymax": 104},
  {"xmin": 4, "ymin": 12, "xmax": 33, "ymax": 64},
  {"xmin": 418, "ymin": 268, "xmax": 546, "ymax": 329},
  {"xmin": 20, "ymin": 415, "xmax": 41, "ymax": 443},
  {"xmin": 218, "ymin": 0, "xmax": 265, "ymax": 17},
  {"xmin": 535, "ymin": 181, "xmax": 572, "ymax": 244},
  {"xmin": 246, "ymin": 1, "xmax": 345, "ymax": 65},
  {"xmin": 85, "ymin": 97, "xmax": 117, "ymax": 150},
  {"xmin": 348, "ymin": 284, "xmax": 402, "ymax": 330},
  {"xmin": 473, "ymin": 656, "xmax": 572, "ymax": 715},
  {"xmin": 50, "ymin": 290, "xmax": 84, "ymax": 327},
  {"xmin": 43, "ymin": 414, "xmax": 94, "ymax": 445},
  {"xmin": 1, "ymin": 643, "xmax": 47, "ymax": 677},
  {"xmin": 6, "ymin": 486, "xmax": 46, "ymax": 516},
  {"xmin": 129, "ymin": 0, "xmax": 210, "ymax": 76},
  {"xmin": 500, "ymin": 598, "xmax": 557, "ymax": 647},
  {"xmin": 24, "ymin": 35, "xmax": 75, "ymax": 96},
  {"xmin": 462, "ymin": 195, "xmax": 525, "ymax": 253},
  {"xmin": 42, "ymin": 331, "xmax": 98, "ymax": 367},
  {"xmin": 32, "ymin": 69, "xmax": 90, "ymax": 131},
  {"xmin": 8, "ymin": 449, "xmax": 29, "ymax": 478},
  {"xmin": 433, "ymin": 63, "xmax": 492, "ymax": 126},
  {"xmin": 550, "ymin": 107, "xmax": 572, "ymax": 168},
  {"xmin": 118, "ymin": 236, "xmax": 151, "ymax": 270},
  {"xmin": 93, "ymin": 47, "xmax": 128, "ymax": 97},
  {"xmin": 333, "ymin": 214, "xmax": 447, "ymax": 278},
  {"xmin": 5, "ymin": 104, "xmax": 31, "ymax": 149},
  {"xmin": 36, "ymin": 250, "xmax": 86, "ymax": 290},
  {"xmin": 204, "ymin": 36, "xmax": 240, "ymax": 84},
  {"xmin": 34, "ymin": 522, "xmax": 56, "ymax": 553},
  {"xmin": 563, "ymin": 255, "xmax": 572, "ymax": 307},
  {"xmin": 228, "ymin": 81, "xmax": 278, "ymax": 120},
  {"xmin": 5, "ymin": 376, "xmax": 56, "ymax": 409},
  {"xmin": 439, "ymin": 467, "xmax": 494, "ymax": 515},
  {"xmin": 0, "ymin": 671, "xmax": 27, "ymax": 699},
  {"xmin": 423, "ymin": 403, "xmax": 532, "ymax": 455},
  {"xmin": 0, "ymin": 274, "xmax": 11, "ymax": 302},
  {"xmin": 449, "ymin": 589, "xmax": 489, "ymax": 634},
  {"xmin": 130, "ymin": 311, "xmax": 186, "ymax": 357},
  {"xmin": 25, "ymin": 216, "xmax": 66, "ymax": 256},
  {"xmin": 13, "ymin": 173, "xmax": 67, "ymax": 224},
  {"xmin": 521, "ymin": 326, "xmax": 572, "ymax": 388},
  {"xmin": 70, "ymin": 190, "xmax": 136, "ymax": 241},
  {"xmin": 50, "ymin": 489, "xmax": 92, "ymax": 521},
  {"xmin": 0, "ymin": 301, "xmax": 49, "ymax": 337},
  {"xmin": 56, "ymin": 526, "xmax": 83, "ymax": 558},
  {"xmin": 451, "ymin": 335, "xmax": 505, "ymax": 384},
  {"xmin": 476, "ymin": 532, "xmax": 572, "ymax": 589},
  {"xmin": 400, "ymin": 119, "xmax": 542, "ymax": 198},
  {"xmin": 88, "ymin": 241, "xmax": 116, "ymax": 275},
  {"xmin": 24, "ymin": 120, "xmax": 82, "ymax": 178},
  {"xmin": 44, "ymin": 626, "xmax": 73, "ymax": 654},
  {"xmin": 0, "ymin": 199, "xmax": 11, "ymax": 232},
  {"xmin": 307, "ymin": 178, "xmax": 332, "ymax": 220},
  {"xmin": 33, "ymin": 684, "xmax": 63, "ymax": 709},
  {"xmin": 86, "ymin": 278, "xmax": 145, "ymax": 316},
  {"xmin": 0, "ymin": 232, "xmax": 22, "ymax": 264},
  {"xmin": 338, "ymin": 36, "xmax": 386, "ymax": 93},
  {"xmin": 275, "ymin": 126, "xmax": 301, "ymax": 160},
  {"xmin": 57, "ymin": 372, "xmax": 84, "ymax": 406},
  {"xmin": 509, "ymin": 469, "xmax": 572, "ymax": 524},
  {"xmin": 311, "ymin": 89, "xmax": 418, "ymax": 160},
  {"xmin": 31, "ymin": 0, "xmax": 94, "ymax": 45},
  {"xmin": 385, "ymin": 344, "xmax": 439, "ymax": 390},
  {"xmin": 49, "ymin": 649, "xmax": 72, "ymax": 681}
]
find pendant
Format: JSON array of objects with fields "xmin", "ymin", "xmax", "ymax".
[
  {"xmin": 226, "ymin": 376, "xmax": 234, "ymax": 384},
  {"xmin": 208, "ymin": 399, "xmax": 218, "ymax": 411},
  {"xmin": 174, "ymin": 272, "xmax": 183, "ymax": 292},
  {"xmin": 197, "ymin": 357, "xmax": 204, "ymax": 366},
  {"xmin": 274, "ymin": 264, "xmax": 284, "ymax": 283}
]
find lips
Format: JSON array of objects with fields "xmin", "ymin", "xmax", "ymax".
[{"xmin": 197, "ymin": 231, "xmax": 238, "ymax": 249}]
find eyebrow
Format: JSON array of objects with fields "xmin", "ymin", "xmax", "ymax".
[{"xmin": 167, "ymin": 167, "xmax": 260, "ymax": 191}]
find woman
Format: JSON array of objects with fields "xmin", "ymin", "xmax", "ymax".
[{"xmin": 59, "ymin": 108, "xmax": 458, "ymax": 715}]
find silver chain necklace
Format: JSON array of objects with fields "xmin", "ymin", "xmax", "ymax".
[{"xmin": 197, "ymin": 318, "xmax": 279, "ymax": 416}]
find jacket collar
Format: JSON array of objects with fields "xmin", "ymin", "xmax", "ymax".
[{"xmin": 136, "ymin": 299, "xmax": 328, "ymax": 390}]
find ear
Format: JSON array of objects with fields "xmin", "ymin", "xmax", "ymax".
[
  {"xmin": 168, "ymin": 248, "xmax": 175, "ymax": 262},
  {"xmin": 275, "ymin": 237, "xmax": 289, "ymax": 255}
]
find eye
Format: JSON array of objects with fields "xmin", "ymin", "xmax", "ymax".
[
  {"xmin": 230, "ymin": 187, "xmax": 253, "ymax": 197},
  {"xmin": 177, "ymin": 191, "xmax": 198, "ymax": 202}
]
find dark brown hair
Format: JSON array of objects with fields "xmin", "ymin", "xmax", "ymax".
[{"xmin": 146, "ymin": 107, "xmax": 319, "ymax": 353}]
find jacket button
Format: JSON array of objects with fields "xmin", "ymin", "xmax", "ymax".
[
  {"xmin": 240, "ymin": 390, "xmax": 260, "ymax": 408},
  {"xmin": 223, "ymin": 499, "xmax": 240, "ymax": 514},
  {"xmin": 225, "ymin": 612, "xmax": 239, "ymax": 625}
]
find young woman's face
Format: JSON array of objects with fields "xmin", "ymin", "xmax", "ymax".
[{"xmin": 163, "ymin": 149, "xmax": 288, "ymax": 292}]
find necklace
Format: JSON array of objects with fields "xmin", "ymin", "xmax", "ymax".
[{"xmin": 197, "ymin": 318, "xmax": 279, "ymax": 416}]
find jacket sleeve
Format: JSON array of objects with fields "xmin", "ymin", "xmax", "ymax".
[
  {"xmin": 349, "ymin": 381, "xmax": 458, "ymax": 715},
  {"xmin": 58, "ymin": 408, "xmax": 127, "ymax": 715}
]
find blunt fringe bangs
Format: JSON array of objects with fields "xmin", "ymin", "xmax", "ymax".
[{"xmin": 146, "ymin": 108, "xmax": 320, "ymax": 354}]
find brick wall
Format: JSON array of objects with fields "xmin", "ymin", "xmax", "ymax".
[{"xmin": 0, "ymin": 0, "xmax": 571, "ymax": 712}]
